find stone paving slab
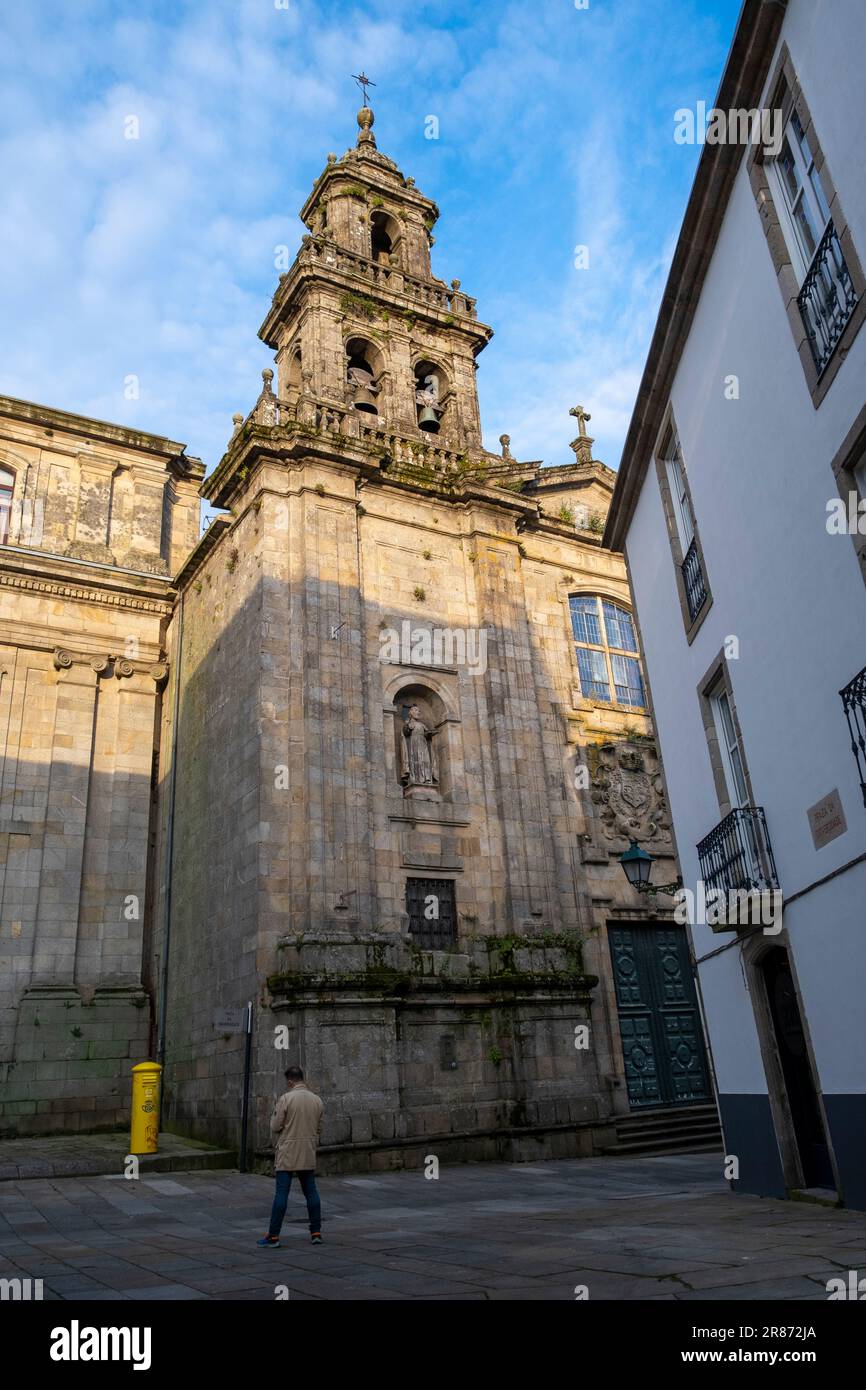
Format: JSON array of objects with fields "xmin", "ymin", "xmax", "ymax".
[
  {"xmin": 1, "ymin": 1153, "xmax": 865, "ymax": 1301},
  {"xmin": 0, "ymin": 1131, "xmax": 235, "ymax": 1181}
]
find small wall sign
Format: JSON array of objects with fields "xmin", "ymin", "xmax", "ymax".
[
  {"xmin": 807, "ymin": 789, "xmax": 848, "ymax": 850},
  {"xmin": 213, "ymin": 1007, "xmax": 245, "ymax": 1033}
]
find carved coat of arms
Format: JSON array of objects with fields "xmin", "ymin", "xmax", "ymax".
[{"xmin": 588, "ymin": 742, "xmax": 671, "ymax": 844}]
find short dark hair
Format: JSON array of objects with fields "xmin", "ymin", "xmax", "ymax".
[{"xmin": 285, "ymin": 1066, "xmax": 304, "ymax": 1082}]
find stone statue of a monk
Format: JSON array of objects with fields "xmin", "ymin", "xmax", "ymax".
[{"xmin": 400, "ymin": 704, "xmax": 439, "ymax": 786}]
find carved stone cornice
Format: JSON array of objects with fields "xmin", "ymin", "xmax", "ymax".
[{"xmin": 0, "ymin": 570, "xmax": 171, "ymax": 615}]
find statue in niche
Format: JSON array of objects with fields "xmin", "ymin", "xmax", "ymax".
[{"xmin": 400, "ymin": 704, "xmax": 439, "ymax": 788}]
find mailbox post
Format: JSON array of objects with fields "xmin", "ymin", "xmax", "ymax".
[{"xmin": 130, "ymin": 1061, "xmax": 162, "ymax": 1154}]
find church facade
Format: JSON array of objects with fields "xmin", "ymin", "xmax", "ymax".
[{"xmin": 0, "ymin": 107, "xmax": 712, "ymax": 1168}]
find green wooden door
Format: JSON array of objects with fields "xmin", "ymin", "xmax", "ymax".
[{"xmin": 608, "ymin": 923, "xmax": 711, "ymax": 1108}]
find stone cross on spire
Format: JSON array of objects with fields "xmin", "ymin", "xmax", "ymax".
[
  {"xmin": 352, "ymin": 72, "xmax": 377, "ymax": 147},
  {"xmin": 569, "ymin": 404, "xmax": 595, "ymax": 464},
  {"xmin": 352, "ymin": 71, "xmax": 376, "ymax": 106}
]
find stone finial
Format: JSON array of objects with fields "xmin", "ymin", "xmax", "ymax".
[
  {"xmin": 451, "ymin": 279, "xmax": 461, "ymax": 291},
  {"xmin": 259, "ymin": 369, "xmax": 278, "ymax": 426},
  {"xmin": 356, "ymin": 105, "xmax": 376, "ymax": 148},
  {"xmin": 232, "ymin": 412, "xmax": 244, "ymax": 434},
  {"xmin": 568, "ymin": 404, "xmax": 595, "ymax": 464},
  {"xmin": 327, "ymin": 152, "xmax": 337, "ymax": 164},
  {"xmin": 499, "ymin": 433, "xmax": 512, "ymax": 459}
]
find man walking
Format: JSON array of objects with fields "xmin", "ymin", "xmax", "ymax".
[{"xmin": 257, "ymin": 1066, "xmax": 324, "ymax": 1247}]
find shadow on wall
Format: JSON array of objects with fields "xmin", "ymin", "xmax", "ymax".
[{"xmin": 152, "ymin": 556, "xmax": 606, "ymax": 1159}]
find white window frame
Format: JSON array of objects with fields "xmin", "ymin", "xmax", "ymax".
[
  {"xmin": 767, "ymin": 103, "xmax": 832, "ymax": 286},
  {"xmin": 0, "ymin": 467, "xmax": 14, "ymax": 546},
  {"xmin": 662, "ymin": 427, "xmax": 695, "ymax": 554},
  {"xmin": 710, "ymin": 684, "xmax": 750, "ymax": 810}
]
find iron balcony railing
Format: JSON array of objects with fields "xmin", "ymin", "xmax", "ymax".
[
  {"xmin": 841, "ymin": 662, "xmax": 866, "ymax": 809},
  {"xmin": 681, "ymin": 536, "xmax": 708, "ymax": 624},
  {"xmin": 696, "ymin": 805, "xmax": 780, "ymax": 895},
  {"xmin": 798, "ymin": 219, "xmax": 858, "ymax": 376}
]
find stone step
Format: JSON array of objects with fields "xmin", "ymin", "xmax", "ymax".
[
  {"xmin": 604, "ymin": 1102, "xmax": 723, "ymax": 1158},
  {"xmin": 602, "ymin": 1135, "xmax": 723, "ymax": 1156},
  {"xmin": 614, "ymin": 1112, "xmax": 722, "ymax": 1134},
  {"xmin": 614, "ymin": 1103, "xmax": 718, "ymax": 1127}
]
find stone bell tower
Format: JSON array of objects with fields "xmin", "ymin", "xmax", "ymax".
[
  {"xmin": 258, "ymin": 100, "xmax": 492, "ymax": 447},
  {"xmin": 156, "ymin": 96, "xmax": 675, "ymax": 1173}
]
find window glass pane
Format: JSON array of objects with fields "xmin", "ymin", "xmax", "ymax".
[
  {"xmin": 793, "ymin": 196, "xmax": 818, "ymax": 262},
  {"xmin": 778, "ymin": 137, "xmax": 802, "ymax": 206},
  {"xmin": 576, "ymin": 647, "xmax": 610, "ymax": 702},
  {"xmin": 728, "ymin": 745, "xmax": 749, "ymax": 808},
  {"xmin": 602, "ymin": 601, "xmax": 637, "ymax": 653},
  {"xmin": 808, "ymin": 165, "xmax": 831, "ymax": 228},
  {"xmin": 0, "ymin": 473, "xmax": 12, "ymax": 546},
  {"xmin": 573, "ymin": 595, "xmax": 644, "ymax": 707},
  {"xmin": 569, "ymin": 595, "xmax": 602, "ymax": 646},
  {"xmin": 611, "ymin": 654, "xmax": 645, "ymax": 708},
  {"xmin": 791, "ymin": 109, "xmax": 813, "ymax": 169},
  {"xmin": 717, "ymin": 691, "xmax": 736, "ymax": 750},
  {"xmin": 665, "ymin": 452, "xmax": 695, "ymax": 550},
  {"xmin": 713, "ymin": 690, "xmax": 750, "ymax": 808}
]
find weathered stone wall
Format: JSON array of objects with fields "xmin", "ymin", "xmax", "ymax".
[
  {"xmin": 0, "ymin": 395, "xmax": 201, "ymax": 575},
  {"xmin": 0, "ymin": 579, "xmax": 171, "ymax": 1135},
  {"xmin": 157, "ymin": 440, "xmax": 678, "ymax": 1164},
  {"xmin": 151, "ymin": 504, "xmax": 266, "ymax": 1147},
  {"xmin": 0, "ymin": 399, "xmax": 199, "ymax": 1136}
]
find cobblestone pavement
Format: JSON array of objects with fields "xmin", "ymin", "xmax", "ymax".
[{"xmin": 2, "ymin": 1153, "xmax": 865, "ymax": 1301}]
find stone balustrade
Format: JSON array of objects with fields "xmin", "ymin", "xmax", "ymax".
[{"xmin": 296, "ymin": 236, "xmax": 478, "ymax": 319}]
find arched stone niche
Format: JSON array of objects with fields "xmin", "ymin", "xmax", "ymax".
[{"xmin": 392, "ymin": 681, "xmax": 450, "ymax": 800}]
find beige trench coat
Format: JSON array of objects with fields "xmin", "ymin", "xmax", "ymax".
[{"xmin": 270, "ymin": 1084, "xmax": 324, "ymax": 1172}]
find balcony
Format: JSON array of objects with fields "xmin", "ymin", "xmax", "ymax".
[
  {"xmin": 798, "ymin": 220, "xmax": 858, "ymax": 376},
  {"xmin": 681, "ymin": 537, "xmax": 708, "ymax": 624},
  {"xmin": 696, "ymin": 806, "xmax": 779, "ymax": 895},
  {"xmin": 841, "ymin": 662, "xmax": 866, "ymax": 809}
]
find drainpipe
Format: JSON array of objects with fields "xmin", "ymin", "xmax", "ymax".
[{"xmin": 157, "ymin": 590, "xmax": 184, "ymax": 1085}]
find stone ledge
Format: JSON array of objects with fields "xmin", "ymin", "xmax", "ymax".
[{"xmin": 253, "ymin": 1117, "xmax": 616, "ymax": 1175}]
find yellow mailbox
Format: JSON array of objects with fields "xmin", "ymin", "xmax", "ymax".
[{"xmin": 130, "ymin": 1061, "xmax": 162, "ymax": 1154}]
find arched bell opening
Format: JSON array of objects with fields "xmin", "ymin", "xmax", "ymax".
[
  {"xmin": 370, "ymin": 209, "xmax": 401, "ymax": 266},
  {"xmin": 345, "ymin": 336, "xmax": 382, "ymax": 415},
  {"xmin": 414, "ymin": 359, "xmax": 446, "ymax": 434},
  {"xmin": 285, "ymin": 346, "xmax": 303, "ymax": 391}
]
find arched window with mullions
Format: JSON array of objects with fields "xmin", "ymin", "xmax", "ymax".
[
  {"xmin": 569, "ymin": 595, "xmax": 646, "ymax": 709},
  {"xmin": 0, "ymin": 467, "xmax": 14, "ymax": 545}
]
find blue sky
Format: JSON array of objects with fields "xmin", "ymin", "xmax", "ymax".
[{"xmin": 0, "ymin": 0, "xmax": 741, "ymax": 477}]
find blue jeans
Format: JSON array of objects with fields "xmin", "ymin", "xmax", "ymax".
[{"xmin": 268, "ymin": 1169, "xmax": 321, "ymax": 1236}]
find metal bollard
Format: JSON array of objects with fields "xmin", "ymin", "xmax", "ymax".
[{"xmin": 130, "ymin": 1061, "xmax": 162, "ymax": 1155}]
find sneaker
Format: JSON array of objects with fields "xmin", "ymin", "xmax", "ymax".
[
  {"xmin": 311, "ymin": 1232, "xmax": 323, "ymax": 1245},
  {"xmin": 257, "ymin": 1235, "xmax": 280, "ymax": 1247}
]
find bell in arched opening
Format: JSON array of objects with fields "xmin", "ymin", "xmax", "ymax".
[
  {"xmin": 414, "ymin": 360, "xmax": 443, "ymax": 434},
  {"xmin": 346, "ymin": 339, "xmax": 380, "ymax": 415}
]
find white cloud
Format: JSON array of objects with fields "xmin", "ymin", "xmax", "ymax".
[{"xmin": 0, "ymin": 0, "xmax": 738, "ymax": 478}]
